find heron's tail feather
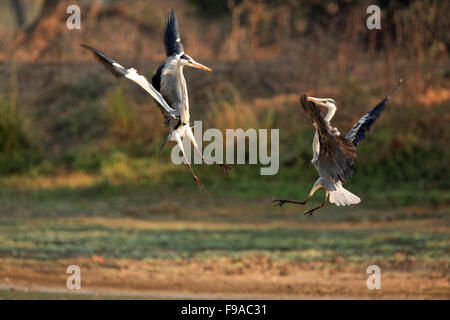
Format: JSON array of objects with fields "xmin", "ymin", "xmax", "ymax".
[{"xmin": 329, "ymin": 185, "xmax": 361, "ymax": 206}]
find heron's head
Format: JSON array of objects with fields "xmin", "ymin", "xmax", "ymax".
[
  {"xmin": 306, "ymin": 97, "xmax": 337, "ymax": 109},
  {"xmin": 180, "ymin": 54, "xmax": 211, "ymax": 71}
]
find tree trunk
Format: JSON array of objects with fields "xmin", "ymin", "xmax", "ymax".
[{"xmin": 9, "ymin": 0, "xmax": 66, "ymax": 61}]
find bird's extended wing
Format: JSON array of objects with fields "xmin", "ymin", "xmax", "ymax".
[
  {"xmin": 346, "ymin": 79, "xmax": 403, "ymax": 147},
  {"xmin": 300, "ymin": 95, "xmax": 356, "ymax": 183},
  {"xmin": 164, "ymin": 9, "xmax": 184, "ymax": 56},
  {"xmin": 81, "ymin": 44, "xmax": 178, "ymax": 121}
]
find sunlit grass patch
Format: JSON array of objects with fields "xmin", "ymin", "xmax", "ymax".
[
  {"xmin": 99, "ymin": 152, "xmax": 179, "ymax": 184},
  {"xmin": 1, "ymin": 215, "xmax": 448, "ymax": 263},
  {"xmin": 0, "ymin": 172, "xmax": 99, "ymax": 190}
]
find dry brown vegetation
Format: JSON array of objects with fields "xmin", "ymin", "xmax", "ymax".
[{"xmin": 1, "ymin": 1, "xmax": 448, "ymax": 142}]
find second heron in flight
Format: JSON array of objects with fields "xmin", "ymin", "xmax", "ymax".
[
  {"xmin": 82, "ymin": 9, "xmax": 230, "ymax": 189},
  {"xmin": 274, "ymin": 80, "xmax": 403, "ymax": 215}
]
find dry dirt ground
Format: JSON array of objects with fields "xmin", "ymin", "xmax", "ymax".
[{"xmin": 0, "ymin": 256, "xmax": 448, "ymax": 299}]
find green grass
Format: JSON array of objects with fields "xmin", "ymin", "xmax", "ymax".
[
  {"xmin": 0, "ymin": 180, "xmax": 448, "ymax": 264},
  {"xmin": 0, "ymin": 173, "xmax": 448, "ymax": 216},
  {"xmin": 0, "ymin": 211, "xmax": 448, "ymax": 262}
]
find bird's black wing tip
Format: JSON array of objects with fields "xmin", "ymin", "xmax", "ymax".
[
  {"xmin": 81, "ymin": 43, "xmax": 92, "ymax": 50},
  {"xmin": 81, "ymin": 44, "xmax": 100, "ymax": 55},
  {"xmin": 166, "ymin": 8, "xmax": 176, "ymax": 25},
  {"xmin": 80, "ymin": 43, "xmax": 102, "ymax": 58},
  {"xmin": 386, "ymin": 78, "xmax": 404, "ymax": 101},
  {"xmin": 395, "ymin": 78, "xmax": 403, "ymax": 90},
  {"xmin": 164, "ymin": 8, "xmax": 184, "ymax": 56},
  {"xmin": 80, "ymin": 44, "xmax": 127, "ymax": 78}
]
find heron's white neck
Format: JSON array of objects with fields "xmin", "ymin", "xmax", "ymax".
[{"xmin": 324, "ymin": 105, "xmax": 336, "ymax": 122}]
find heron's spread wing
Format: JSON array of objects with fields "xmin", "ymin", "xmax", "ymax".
[
  {"xmin": 82, "ymin": 44, "xmax": 177, "ymax": 122},
  {"xmin": 300, "ymin": 95, "xmax": 356, "ymax": 183},
  {"xmin": 346, "ymin": 79, "xmax": 402, "ymax": 147},
  {"xmin": 164, "ymin": 9, "xmax": 184, "ymax": 56}
]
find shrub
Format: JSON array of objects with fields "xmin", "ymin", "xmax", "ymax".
[{"xmin": 0, "ymin": 95, "xmax": 40, "ymax": 174}]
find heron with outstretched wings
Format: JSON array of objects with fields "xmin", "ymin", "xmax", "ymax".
[
  {"xmin": 274, "ymin": 80, "xmax": 402, "ymax": 215},
  {"xmin": 82, "ymin": 9, "xmax": 230, "ymax": 189}
]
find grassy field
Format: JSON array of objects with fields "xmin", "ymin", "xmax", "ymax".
[{"xmin": 0, "ymin": 177, "xmax": 448, "ymax": 299}]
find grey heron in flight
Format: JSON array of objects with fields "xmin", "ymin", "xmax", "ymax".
[
  {"xmin": 274, "ymin": 80, "xmax": 403, "ymax": 215},
  {"xmin": 82, "ymin": 9, "xmax": 230, "ymax": 189}
]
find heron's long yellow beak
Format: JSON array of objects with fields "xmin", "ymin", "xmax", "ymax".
[
  {"xmin": 191, "ymin": 60, "xmax": 212, "ymax": 72},
  {"xmin": 307, "ymin": 97, "xmax": 321, "ymax": 103}
]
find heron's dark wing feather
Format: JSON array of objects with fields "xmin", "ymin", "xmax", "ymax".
[
  {"xmin": 81, "ymin": 44, "xmax": 128, "ymax": 77},
  {"xmin": 151, "ymin": 63, "xmax": 164, "ymax": 93},
  {"xmin": 346, "ymin": 79, "xmax": 402, "ymax": 147},
  {"xmin": 82, "ymin": 44, "xmax": 177, "ymax": 122},
  {"xmin": 164, "ymin": 9, "xmax": 184, "ymax": 56},
  {"xmin": 300, "ymin": 95, "xmax": 356, "ymax": 183},
  {"xmin": 151, "ymin": 63, "xmax": 172, "ymax": 126}
]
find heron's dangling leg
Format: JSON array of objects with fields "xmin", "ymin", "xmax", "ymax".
[
  {"xmin": 304, "ymin": 190, "xmax": 329, "ymax": 216},
  {"xmin": 160, "ymin": 135, "xmax": 170, "ymax": 152},
  {"xmin": 174, "ymin": 132, "xmax": 204, "ymax": 189},
  {"xmin": 273, "ymin": 182, "xmax": 322, "ymax": 207},
  {"xmin": 185, "ymin": 125, "xmax": 231, "ymax": 172}
]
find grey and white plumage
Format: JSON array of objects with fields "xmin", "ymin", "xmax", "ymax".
[
  {"xmin": 274, "ymin": 80, "xmax": 403, "ymax": 215},
  {"xmin": 82, "ymin": 9, "xmax": 229, "ymax": 189},
  {"xmin": 151, "ymin": 10, "xmax": 212, "ymax": 130}
]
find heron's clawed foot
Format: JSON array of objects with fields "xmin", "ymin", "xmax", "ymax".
[
  {"xmin": 194, "ymin": 176, "xmax": 204, "ymax": 189},
  {"xmin": 273, "ymin": 199, "xmax": 308, "ymax": 207},
  {"xmin": 303, "ymin": 208, "xmax": 318, "ymax": 216},
  {"xmin": 218, "ymin": 163, "xmax": 232, "ymax": 173},
  {"xmin": 273, "ymin": 199, "xmax": 287, "ymax": 207}
]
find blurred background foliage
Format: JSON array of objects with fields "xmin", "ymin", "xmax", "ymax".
[{"xmin": 0, "ymin": 0, "xmax": 448, "ymax": 204}]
